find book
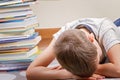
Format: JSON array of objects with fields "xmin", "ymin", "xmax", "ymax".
[
  {"xmin": 0, "ymin": 59, "xmax": 32, "ymax": 71},
  {"xmin": 0, "ymin": 14, "xmax": 35, "ymax": 23},
  {"xmin": 0, "ymin": 59, "xmax": 32, "ymax": 63},
  {"xmin": 0, "ymin": 32, "xmax": 39, "ymax": 43},
  {"xmin": 0, "ymin": 9, "xmax": 33, "ymax": 19},
  {"xmin": 0, "ymin": 5, "xmax": 31, "ymax": 13},
  {"xmin": 0, "ymin": 46, "xmax": 39, "ymax": 60},
  {"xmin": 0, "ymin": 0, "xmax": 24, "ymax": 6},
  {"xmin": 0, "ymin": 15, "xmax": 38, "ymax": 29},
  {"xmin": 0, "ymin": 48, "xmax": 30, "ymax": 53},
  {"xmin": 0, "ymin": 23, "xmax": 39, "ymax": 32},
  {"xmin": 0, "ymin": 44, "xmax": 34, "ymax": 51},
  {"xmin": 0, "ymin": 1, "xmax": 36, "ymax": 8},
  {"xmin": 0, "ymin": 36, "xmax": 41, "ymax": 51},
  {"xmin": 0, "ymin": 53, "xmax": 40, "ymax": 71},
  {"xmin": 0, "ymin": 49, "xmax": 41, "ymax": 62},
  {"xmin": 0, "ymin": 0, "xmax": 40, "ymax": 71},
  {"xmin": 0, "ymin": 28, "xmax": 35, "ymax": 38},
  {"xmin": 0, "ymin": 64, "xmax": 30, "ymax": 71},
  {"xmin": 0, "ymin": 0, "xmax": 36, "ymax": 6}
]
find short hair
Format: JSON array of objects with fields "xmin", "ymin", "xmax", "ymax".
[{"xmin": 54, "ymin": 29, "xmax": 98, "ymax": 77}]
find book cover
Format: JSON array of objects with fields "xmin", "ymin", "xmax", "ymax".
[
  {"xmin": 0, "ymin": 65, "xmax": 29, "ymax": 71},
  {"xmin": 0, "ymin": 9, "xmax": 33, "ymax": 19},
  {"xmin": 0, "ymin": 45, "xmax": 34, "ymax": 51},
  {"xmin": 0, "ymin": 1, "xmax": 36, "ymax": 8},
  {"xmin": 0, "ymin": 28, "xmax": 35, "ymax": 39},
  {"xmin": 0, "ymin": 5, "xmax": 31, "ymax": 13},
  {"xmin": 0, "ymin": 23, "xmax": 39, "ymax": 32},
  {"xmin": 0, "ymin": 36, "xmax": 41, "ymax": 52},
  {"xmin": 0, "ymin": 35, "xmax": 41, "ymax": 50},
  {"xmin": 0, "ymin": 54, "xmax": 38, "ymax": 71},
  {"xmin": 0, "ymin": 14, "xmax": 35, "ymax": 23},
  {"xmin": 0, "ymin": 32, "xmax": 39, "ymax": 43},
  {"xmin": 0, "ymin": 0, "xmax": 24, "ymax": 6},
  {"xmin": 0, "ymin": 15, "xmax": 38, "ymax": 29},
  {"xmin": 0, "ymin": 49, "xmax": 41, "ymax": 62},
  {"xmin": 0, "ymin": 47, "xmax": 41, "ymax": 71},
  {"xmin": 0, "ymin": 48, "xmax": 30, "ymax": 53},
  {"xmin": 0, "ymin": 46, "xmax": 39, "ymax": 60}
]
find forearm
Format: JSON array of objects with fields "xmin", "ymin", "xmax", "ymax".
[
  {"xmin": 26, "ymin": 66, "xmax": 73, "ymax": 80},
  {"xmin": 96, "ymin": 63, "xmax": 120, "ymax": 77}
]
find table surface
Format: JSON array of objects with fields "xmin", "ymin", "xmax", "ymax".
[{"xmin": 0, "ymin": 58, "xmax": 60, "ymax": 80}]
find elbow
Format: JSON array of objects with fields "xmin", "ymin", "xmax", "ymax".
[
  {"xmin": 26, "ymin": 66, "xmax": 46, "ymax": 80},
  {"xmin": 115, "ymin": 67, "xmax": 120, "ymax": 77},
  {"xmin": 111, "ymin": 64, "xmax": 120, "ymax": 77},
  {"xmin": 26, "ymin": 68, "xmax": 32, "ymax": 80}
]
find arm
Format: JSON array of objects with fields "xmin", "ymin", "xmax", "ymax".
[
  {"xmin": 26, "ymin": 38, "xmax": 79, "ymax": 80},
  {"xmin": 96, "ymin": 44, "xmax": 120, "ymax": 77}
]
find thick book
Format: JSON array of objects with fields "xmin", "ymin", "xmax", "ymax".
[
  {"xmin": 0, "ymin": 48, "xmax": 30, "ymax": 53},
  {"xmin": 0, "ymin": 0, "xmax": 24, "ymax": 6},
  {"xmin": 0, "ymin": 46, "xmax": 39, "ymax": 60},
  {"xmin": 0, "ymin": 15, "xmax": 38, "ymax": 29},
  {"xmin": 0, "ymin": 5, "xmax": 31, "ymax": 13},
  {"xmin": 0, "ymin": 28, "xmax": 35, "ymax": 39},
  {"xmin": 0, "ymin": 49, "xmax": 41, "ymax": 62},
  {"xmin": 0, "ymin": 51, "xmax": 40, "ymax": 71},
  {"xmin": 0, "ymin": 9, "xmax": 33, "ymax": 19},
  {"xmin": 0, "ymin": 44, "xmax": 34, "ymax": 51},
  {"xmin": 0, "ymin": 32, "xmax": 38, "ymax": 43},
  {"xmin": 0, "ymin": 64, "xmax": 29, "ymax": 71},
  {"xmin": 0, "ymin": 0, "xmax": 36, "ymax": 6},
  {"xmin": 0, "ymin": 36, "xmax": 41, "ymax": 51},
  {"xmin": 0, "ymin": 14, "xmax": 35, "ymax": 23},
  {"xmin": 0, "ymin": 1, "xmax": 36, "ymax": 8},
  {"xmin": 0, "ymin": 23, "xmax": 39, "ymax": 32},
  {"xmin": 0, "ymin": 60, "xmax": 31, "ymax": 71}
]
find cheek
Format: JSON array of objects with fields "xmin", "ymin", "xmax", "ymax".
[
  {"xmin": 96, "ymin": 45, "xmax": 102, "ymax": 57},
  {"xmin": 93, "ymin": 40, "xmax": 102, "ymax": 57}
]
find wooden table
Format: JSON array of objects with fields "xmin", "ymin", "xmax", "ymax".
[{"xmin": 36, "ymin": 28, "xmax": 59, "ymax": 50}]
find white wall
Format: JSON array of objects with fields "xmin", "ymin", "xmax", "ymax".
[{"xmin": 30, "ymin": 0, "xmax": 120, "ymax": 28}]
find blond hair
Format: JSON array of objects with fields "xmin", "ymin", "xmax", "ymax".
[{"xmin": 54, "ymin": 29, "xmax": 97, "ymax": 77}]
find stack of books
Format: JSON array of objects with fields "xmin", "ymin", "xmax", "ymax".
[{"xmin": 0, "ymin": 0, "xmax": 41, "ymax": 71}]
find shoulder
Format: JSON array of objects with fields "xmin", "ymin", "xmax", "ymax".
[
  {"xmin": 107, "ymin": 43, "xmax": 120, "ymax": 64},
  {"xmin": 53, "ymin": 19, "xmax": 81, "ymax": 40}
]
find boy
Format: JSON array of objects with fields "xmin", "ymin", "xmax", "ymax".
[{"xmin": 26, "ymin": 18, "xmax": 120, "ymax": 80}]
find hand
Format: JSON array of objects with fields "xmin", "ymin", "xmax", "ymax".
[
  {"xmin": 60, "ymin": 70, "xmax": 103, "ymax": 80},
  {"xmin": 91, "ymin": 74, "xmax": 105, "ymax": 79},
  {"xmin": 49, "ymin": 66, "xmax": 82, "ymax": 79},
  {"xmin": 49, "ymin": 66, "xmax": 105, "ymax": 80},
  {"xmin": 77, "ymin": 74, "xmax": 105, "ymax": 80}
]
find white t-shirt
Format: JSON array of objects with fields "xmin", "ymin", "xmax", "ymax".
[{"xmin": 53, "ymin": 18, "xmax": 120, "ymax": 56}]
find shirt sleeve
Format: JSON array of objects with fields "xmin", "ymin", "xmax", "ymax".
[
  {"xmin": 53, "ymin": 19, "xmax": 81, "ymax": 40},
  {"xmin": 99, "ymin": 18, "xmax": 120, "ymax": 52}
]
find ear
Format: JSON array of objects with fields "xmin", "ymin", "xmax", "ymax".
[{"xmin": 88, "ymin": 33, "xmax": 94, "ymax": 42}]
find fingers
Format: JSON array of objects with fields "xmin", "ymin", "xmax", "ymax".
[
  {"xmin": 72, "ymin": 74, "xmax": 105, "ymax": 80},
  {"xmin": 92, "ymin": 74, "xmax": 105, "ymax": 79}
]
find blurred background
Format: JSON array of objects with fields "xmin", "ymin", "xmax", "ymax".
[{"xmin": 30, "ymin": 0, "xmax": 120, "ymax": 28}]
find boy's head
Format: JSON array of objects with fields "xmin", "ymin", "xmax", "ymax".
[{"xmin": 54, "ymin": 29, "xmax": 98, "ymax": 77}]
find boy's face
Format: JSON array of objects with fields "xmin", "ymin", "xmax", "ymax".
[{"xmin": 80, "ymin": 28, "xmax": 102, "ymax": 63}]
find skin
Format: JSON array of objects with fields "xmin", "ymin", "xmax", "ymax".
[
  {"xmin": 26, "ymin": 28, "xmax": 120, "ymax": 80},
  {"xmin": 81, "ymin": 28, "xmax": 120, "ymax": 77}
]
